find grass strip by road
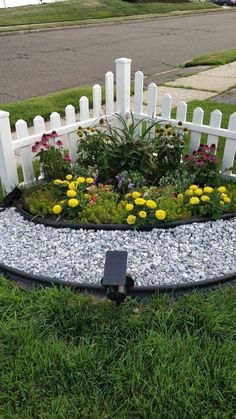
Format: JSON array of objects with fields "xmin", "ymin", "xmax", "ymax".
[
  {"xmin": 0, "ymin": 0, "xmax": 216, "ymax": 31},
  {"xmin": 0, "ymin": 85, "xmax": 105, "ymax": 129},
  {"xmin": 184, "ymin": 48, "xmax": 236, "ymax": 67},
  {"xmin": 0, "ymin": 275, "xmax": 235, "ymax": 418}
]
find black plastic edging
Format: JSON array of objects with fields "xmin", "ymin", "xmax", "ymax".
[
  {"xmin": 15, "ymin": 206, "xmax": 236, "ymax": 231},
  {"xmin": 1, "ymin": 261, "xmax": 236, "ymax": 299}
]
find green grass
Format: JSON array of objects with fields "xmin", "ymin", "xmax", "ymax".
[
  {"xmin": 0, "ymin": 85, "xmax": 105, "ymax": 129},
  {"xmin": 0, "ymin": 275, "xmax": 235, "ymax": 418},
  {"xmin": 184, "ymin": 48, "xmax": 236, "ymax": 67},
  {"xmin": 0, "ymin": 0, "xmax": 215, "ymax": 31}
]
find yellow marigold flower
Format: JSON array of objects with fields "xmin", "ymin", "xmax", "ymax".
[
  {"xmin": 127, "ymin": 215, "xmax": 136, "ymax": 225},
  {"xmin": 203, "ymin": 186, "xmax": 213, "ymax": 194},
  {"xmin": 68, "ymin": 198, "xmax": 79, "ymax": 208},
  {"xmin": 146, "ymin": 200, "xmax": 157, "ymax": 209},
  {"xmin": 125, "ymin": 193, "xmax": 131, "ymax": 199},
  {"xmin": 83, "ymin": 193, "xmax": 91, "ymax": 200},
  {"xmin": 223, "ymin": 196, "xmax": 231, "ymax": 204},
  {"xmin": 220, "ymin": 200, "xmax": 225, "ymax": 206},
  {"xmin": 68, "ymin": 182, "xmax": 77, "ymax": 190},
  {"xmin": 132, "ymin": 191, "xmax": 141, "ymax": 199},
  {"xmin": 126, "ymin": 203, "xmax": 134, "ymax": 211},
  {"xmin": 86, "ymin": 177, "xmax": 93, "ymax": 184},
  {"xmin": 201, "ymin": 195, "xmax": 210, "ymax": 203},
  {"xmin": 76, "ymin": 177, "xmax": 85, "ymax": 184},
  {"xmin": 220, "ymin": 193, "xmax": 227, "ymax": 199},
  {"xmin": 53, "ymin": 179, "xmax": 63, "ymax": 185},
  {"xmin": 135, "ymin": 198, "xmax": 146, "ymax": 206},
  {"xmin": 189, "ymin": 197, "xmax": 200, "ymax": 205},
  {"xmin": 52, "ymin": 204, "xmax": 63, "ymax": 215},
  {"xmin": 218, "ymin": 186, "xmax": 226, "ymax": 194},
  {"xmin": 155, "ymin": 210, "xmax": 167, "ymax": 221},
  {"xmin": 139, "ymin": 211, "xmax": 147, "ymax": 219},
  {"xmin": 66, "ymin": 174, "xmax": 73, "ymax": 181},
  {"xmin": 66, "ymin": 190, "xmax": 77, "ymax": 198},
  {"xmin": 189, "ymin": 185, "xmax": 198, "ymax": 191},
  {"xmin": 194, "ymin": 188, "xmax": 203, "ymax": 196},
  {"xmin": 185, "ymin": 189, "xmax": 193, "ymax": 196},
  {"xmin": 177, "ymin": 193, "xmax": 184, "ymax": 200}
]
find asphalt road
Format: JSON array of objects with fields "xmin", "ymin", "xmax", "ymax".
[{"xmin": 0, "ymin": 10, "xmax": 236, "ymax": 103}]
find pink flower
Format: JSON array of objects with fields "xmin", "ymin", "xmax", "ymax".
[
  {"xmin": 64, "ymin": 156, "xmax": 72, "ymax": 162},
  {"xmin": 56, "ymin": 140, "xmax": 63, "ymax": 147},
  {"xmin": 195, "ymin": 160, "xmax": 204, "ymax": 166}
]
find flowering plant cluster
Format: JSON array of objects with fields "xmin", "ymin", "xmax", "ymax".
[
  {"xmin": 51, "ymin": 174, "xmax": 94, "ymax": 217},
  {"xmin": 32, "ymin": 131, "xmax": 71, "ymax": 181},
  {"xmin": 151, "ymin": 122, "xmax": 187, "ymax": 182},
  {"xmin": 124, "ymin": 190, "xmax": 167, "ymax": 226},
  {"xmin": 177, "ymin": 184, "xmax": 232, "ymax": 218},
  {"xmin": 182, "ymin": 144, "xmax": 219, "ymax": 186},
  {"xmin": 76, "ymin": 116, "xmax": 188, "ymax": 185}
]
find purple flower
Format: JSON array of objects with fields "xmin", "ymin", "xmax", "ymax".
[{"xmin": 128, "ymin": 182, "xmax": 135, "ymax": 190}]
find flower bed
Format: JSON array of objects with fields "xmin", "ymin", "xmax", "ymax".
[{"xmin": 16, "ymin": 116, "xmax": 236, "ymax": 229}]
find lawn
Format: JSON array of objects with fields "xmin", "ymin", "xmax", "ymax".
[
  {"xmin": 184, "ymin": 48, "xmax": 236, "ymax": 67},
  {"xmin": 0, "ymin": 275, "xmax": 235, "ymax": 418},
  {"xmin": 0, "ymin": 0, "xmax": 215, "ymax": 31}
]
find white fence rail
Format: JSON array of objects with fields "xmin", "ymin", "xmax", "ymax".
[{"xmin": 1, "ymin": 57, "xmax": 236, "ymax": 193}]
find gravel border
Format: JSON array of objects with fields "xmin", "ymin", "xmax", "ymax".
[{"xmin": 1, "ymin": 208, "xmax": 236, "ymax": 288}]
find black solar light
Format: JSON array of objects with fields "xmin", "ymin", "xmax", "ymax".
[{"xmin": 101, "ymin": 251, "xmax": 134, "ymax": 303}]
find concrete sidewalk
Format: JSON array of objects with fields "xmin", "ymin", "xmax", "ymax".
[{"xmin": 136, "ymin": 61, "xmax": 236, "ymax": 114}]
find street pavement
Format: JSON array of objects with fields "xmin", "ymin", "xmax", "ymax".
[{"xmin": 0, "ymin": 10, "xmax": 236, "ymax": 103}]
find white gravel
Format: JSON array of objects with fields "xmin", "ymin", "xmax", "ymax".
[{"xmin": 0, "ymin": 208, "xmax": 236, "ymax": 286}]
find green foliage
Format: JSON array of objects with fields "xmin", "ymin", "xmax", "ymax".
[
  {"xmin": 159, "ymin": 168, "xmax": 196, "ymax": 193},
  {"xmin": 77, "ymin": 116, "xmax": 187, "ymax": 184},
  {"xmin": 24, "ymin": 184, "xmax": 54, "ymax": 217},
  {"xmin": 0, "ymin": 277, "xmax": 236, "ymax": 418},
  {"xmin": 80, "ymin": 188, "xmax": 127, "ymax": 224}
]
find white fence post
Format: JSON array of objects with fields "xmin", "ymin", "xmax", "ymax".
[
  {"xmin": 65, "ymin": 105, "xmax": 77, "ymax": 163},
  {"xmin": 221, "ymin": 112, "xmax": 236, "ymax": 173},
  {"xmin": 15, "ymin": 119, "xmax": 34, "ymax": 185},
  {"xmin": 116, "ymin": 58, "xmax": 132, "ymax": 118},
  {"xmin": 0, "ymin": 111, "xmax": 18, "ymax": 193}
]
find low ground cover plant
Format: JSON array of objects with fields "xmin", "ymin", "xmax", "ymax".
[{"xmin": 23, "ymin": 117, "xmax": 236, "ymax": 227}]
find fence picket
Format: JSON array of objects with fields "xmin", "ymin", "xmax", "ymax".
[
  {"xmin": 33, "ymin": 115, "xmax": 46, "ymax": 134},
  {"xmin": 80, "ymin": 96, "xmax": 90, "ymax": 121},
  {"xmin": 207, "ymin": 110, "xmax": 222, "ymax": 151},
  {"xmin": 161, "ymin": 94, "xmax": 172, "ymax": 120},
  {"xmin": 93, "ymin": 84, "xmax": 102, "ymax": 118},
  {"xmin": 0, "ymin": 111, "xmax": 18, "ymax": 193},
  {"xmin": 65, "ymin": 105, "xmax": 77, "ymax": 163},
  {"xmin": 176, "ymin": 101, "xmax": 187, "ymax": 124},
  {"xmin": 50, "ymin": 112, "xmax": 61, "ymax": 132},
  {"xmin": 134, "ymin": 71, "xmax": 144, "ymax": 114},
  {"xmin": 189, "ymin": 107, "xmax": 204, "ymax": 155},
  {"xmin": 221, "ymin": 112, "xmax": 236, "ymax": 173},
  {"xmin": 105, "ymin": 71, "xmax": 114, "ymax": 115},
  {"xmin": 15, "ymin": 119, "xmax": 34, "ymax": 185}
]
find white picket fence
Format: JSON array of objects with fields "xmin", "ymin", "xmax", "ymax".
[{"xmin": 1, "ymin": 57, "xmax": 236, "ymax": 194}]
